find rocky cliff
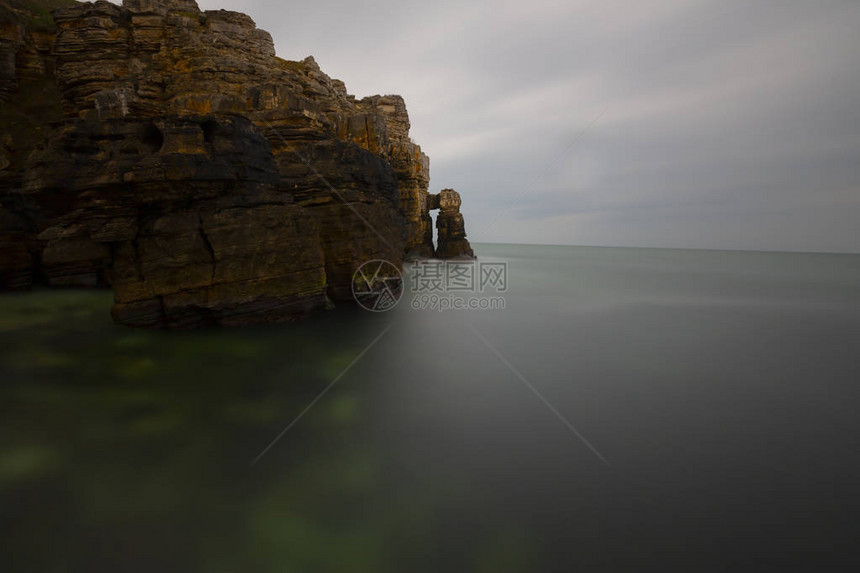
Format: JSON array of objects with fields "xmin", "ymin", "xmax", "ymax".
[{"xmin": 0, "ymin": 0, "xmax": 475, "ymax": 327}]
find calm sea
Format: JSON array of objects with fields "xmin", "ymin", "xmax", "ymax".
[{"xmin": 1, "ymin": 244, "xmax": 859, "ymax": 571}]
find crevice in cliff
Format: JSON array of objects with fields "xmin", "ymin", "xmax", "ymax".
[
  {"xmin": 130, "ymin": 236, "xmax": 144, "ymax": 281},
  {"xmin": 28, "ymin": 247, "xmax": 47, "ymax": 288},
  {"xmin": 198, "ymin": 215, "xmax": 216, "ymax": 286},
  {"xmin": 157, "ymin": 295, "xmax": 167, "ymax": 325}
]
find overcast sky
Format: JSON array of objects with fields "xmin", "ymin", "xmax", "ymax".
[{"xmin": 194, "ymin": 0, "xmax": 859, "ymax": 253}]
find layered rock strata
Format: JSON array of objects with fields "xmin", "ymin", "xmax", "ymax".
[
  {"xmin": 0, "ymin": 0, "xmax": 472, "ymax": 326},
  {"xmin": 432, "ymin": 188, "xmax": 474, "ymax": 260}
]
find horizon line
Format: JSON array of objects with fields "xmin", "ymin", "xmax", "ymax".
[{"xmin": 469, "ymin": 241, "xmax": 860, "ymax": 257}]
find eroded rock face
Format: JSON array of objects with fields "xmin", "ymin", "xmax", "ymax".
[
  {"xmin": 0, "ymin": 9, "xmax": 24, "ymax": 101},
  {"xmin": 354, "ymin": 95, "xmax": 434, "ymax": 259},
  {"xmin": 0, "ymin": 0, "xmax": 471, "ymax": 326},
  {"xmin": 23, "ymin": 115, "xmax": 332, "ymax": 326},
  {"xmin": 433, "ymin": 189, "xmax": 475, "ymax": 260}
]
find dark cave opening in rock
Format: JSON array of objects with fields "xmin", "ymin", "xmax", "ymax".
[
  {"xmin": 201, "ymin": 119, "xmax": 217, "ymax": 144},
  {"xmin": 140, "ymin": 123, "xmax": 164, "ymax": 153}
]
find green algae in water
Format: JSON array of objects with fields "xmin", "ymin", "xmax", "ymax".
[
  {"xmin": 0, "ymin": 445, "xmax": 60, "ymax": 483},
  {"xmin": 0, "ymin": 289, "xmax": 114, "ymax": 332}
]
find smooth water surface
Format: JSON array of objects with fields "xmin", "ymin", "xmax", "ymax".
[{"xmin": 2, "ymin": 244, "xmax": 859, "ymax": 571}]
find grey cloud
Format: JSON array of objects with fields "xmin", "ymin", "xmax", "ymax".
[{"xmin": 198, "ymin": 0, "xmax": 860, "ymax": 252}]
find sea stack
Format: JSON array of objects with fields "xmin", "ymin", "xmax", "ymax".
[{"xmin": 432, "ymin": 188, "xmax": 475, "ymax": 259}]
